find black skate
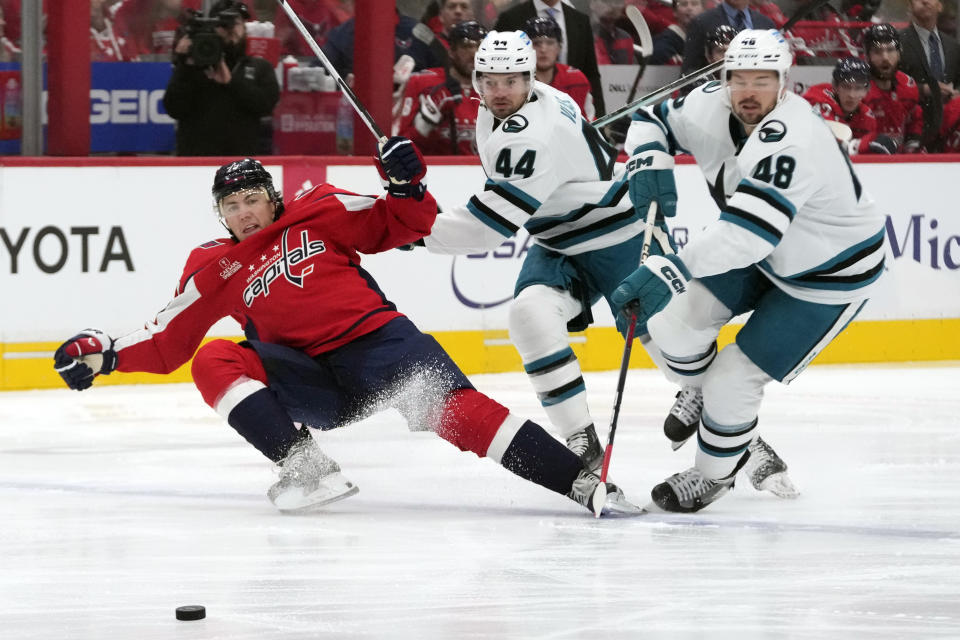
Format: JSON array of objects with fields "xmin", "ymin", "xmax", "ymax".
[
  {"xmin": 565, "ymin": 424, "xmax": 603, "ymax": 471},
  {"xmin": 744, "ymin": 436, "xmax": 799, "ymax": 498},
  {"xmin": 649, "ymin": 467, "xmax": 734, "ymax": 513},
  {"xmin": 664, "ymin": 386, "xmax": 702, "ymax": 450}
]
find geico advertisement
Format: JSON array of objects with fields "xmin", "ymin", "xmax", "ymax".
[{"xmin": 1, "ymin": 161, "xmax": 958, "ymax": 343}]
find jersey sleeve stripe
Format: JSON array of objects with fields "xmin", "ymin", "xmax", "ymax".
[
  {"xmin": 719, "ymin": 208, "xmax": 782, "ymax": 245},
  {"xmin": 467, "ymin": 196, "xmax": 521, "ymax": 237},
  {"xmin": 525, "ymin": 178, "xmax": 629, "ymax": 235},
  {"xmin": 537, "ymin": 207, "xmax": 637, "ymax": 250},
  {"xmin": 630, "ymin": 109, "xmax": 670, "ymax": 148},
  {"xmin": 788, "ymin": 229, "xmax": 886, "ymax": 279},
  {"xmin": 655, "ymin": 101, "xmax": 681, "ymax": 155},
  {"xmin": 737, "ymin": 182, "xmax": 796, "ymax": 220},
  {"xmin": 485, "ymin": 179, "xmax": 540, "ymax": 213}
]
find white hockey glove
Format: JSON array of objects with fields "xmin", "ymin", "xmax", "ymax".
[
  {"xmin": 53, "ymin": 329, "xmax": 118, "ymax": 391},
  {"xmin": 413, "ymin": 93, "xmax": 444, "ymax": 137}
]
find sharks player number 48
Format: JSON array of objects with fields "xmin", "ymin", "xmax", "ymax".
[{"xmin": 613, "ymin": 30, "xmax": 887, "ymax": 512}]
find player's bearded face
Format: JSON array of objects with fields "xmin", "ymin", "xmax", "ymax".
[
  {"xmin": 450, "ymin": 41, "xmax": 479, "ymax": 78},
  {"xmin": 478, "ymin": 72, "xmax": 530, "ymax": 118},
  {"xmin": 868, "ymin": 44, "xmax": 899, "ymax": 80},
  {"xmin": 728, "ymin": 70, "xmax": 780, "ymax": 125},
  {"xmin": 219, "ymin": 188, "xmax": 277, "ymax": 241}
]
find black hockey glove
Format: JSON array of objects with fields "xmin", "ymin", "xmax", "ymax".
[
  {"xmin": 866, "ymin": 134, "xmax": 897, "ymax": 155},
  {"xmin": 53, "ymin": 329, "xmax": 118, "ymax": 391},
  {"xmin": 377, "ymin": 136, "xmax": 427, "ymax": 200}
]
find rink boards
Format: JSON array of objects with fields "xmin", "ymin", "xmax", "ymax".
[{"xmin": 2, "ymin": 155, "xmax": 958, "ymax": 390}]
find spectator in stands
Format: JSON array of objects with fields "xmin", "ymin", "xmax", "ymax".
[
  {"xmin": 592, "ymin": 0, "xmax": 636, "ymax": 64},
  {"xmin": 650, "ymin": 0, "xmax": 703, "ymax": 65},
  {"xmin": 803, "ymin": 57, "xmax": 897, "ymax": 154},
  {"xmin": 163, "ymin": 0, "xmax": 279, "ymax": 156},
  {"xmin": 395, "ymin": 20, "xmax": 485, "ymax": 155},
  {"xmin": 680, "ymin": 0, "xmax": 775, "ymax": 74},
  {"xmin": 494, "ymin": 0, "xmax": 606, "ymax": 115},
  {"xmin": 0, "ymin": 4, "xmax": 20, "ymax": 62},
  {"xmin": 114, "ymin": 0, "xmax": 203, "ymax": 58},
  {"xmin": 788, "ymin": 0, "xmax": 859, "ymax": 60},
  {"xmin": 749, "ymin": 0, "xmax": 786, "ymax": 28},
  {"xmin": 273, "ymin": 0, "xmax": 351, "ymax": 57},
  {"xmin": 427, "ymin": 0, "xmax": 475, "ymax": 48},
  {"xmin": 525, "ymin": 16, "xmax": 594, "ymax": 118},
  {"xmin": 898, "ymin": 0, "xmax": 960, "ymax": 149},
  {"xmin": 321, "ymin": 8, "xmax": 443, "ymax": 76},
  {"xmin": 91, "ymin": 0, "xmax": 136, "ymax": 61},
  {"xmin": 626, "ymin": 0, "xmax": 676, "ymax": 36},
  {"xmin": 862, "ymin": 24, "xmax": 924, "ymax": 152}
]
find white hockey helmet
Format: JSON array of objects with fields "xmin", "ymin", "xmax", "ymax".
[
  {"xmin": 723, "ymin": 29, "xmax": 793, "ymax": 102},
  {"xmin": 473, "ymin": 30, "xmax": 536, "ymax": 99}
]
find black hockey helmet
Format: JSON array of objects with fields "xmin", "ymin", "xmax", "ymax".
[
  {"xmin": 832, "ymin": 57, "xmax": 870, "ymax": 86},
  {"xmin": 862, "ymin": 23, "xmax": 900, "ymax": 54},
  {"xmin": 523, "ymin": 16, "xmax": 563, "ymax": 42},
  {"xmin": 212, "ymin": 158, "xmax": 283, "ymax": 211},
  {"xmin": 448, "ymin": 20, "xmax": 488, "ymax": 47},
  {"xmin": 705, "ymin": 24, "xmax": 737, "ymax": 54},
  {"xmin": 209, "ymin": 0, "xmax": 250, "ymax": 21}
]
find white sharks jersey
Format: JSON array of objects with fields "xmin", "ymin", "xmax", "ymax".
[
  {"xmin": 424, "ymin": 83, "xmax": 643, "ymax": 256},
  {"xmin": 625, "ymin": 81, "xmax": 886, "ymax": 304}
]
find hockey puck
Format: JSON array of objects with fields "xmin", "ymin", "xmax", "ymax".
[{"xmin": 175, "ymin": 605, "xmax": 206, "ymax": 621}]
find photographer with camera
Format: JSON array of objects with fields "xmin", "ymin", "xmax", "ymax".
[{"xmin": 163, "ymin": 0, "xmax": 279, "ymax": 156}]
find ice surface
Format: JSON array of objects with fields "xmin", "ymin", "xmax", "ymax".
[{"xmin": 2, "ymin": 364, "xmax": 959, "ymax": 639}]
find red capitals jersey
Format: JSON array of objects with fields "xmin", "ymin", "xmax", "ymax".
[
  {"xmin": 114, "ymin": 185, "xmax": 437, "ymax": 375},
  {"xmin": 941, "ymin": 97, "xmax": 960, "ymax": 152},
  {"xmin": 550, "ymin": 63, "xmax": 593, "ymax": 121},
  {"xmin": 273, "ymin": 0, "xmax": 351, "ymax": 56},
  {"xmin": 113, "ymin": 0, "xmax": 203, "ymax": 57},
  {"xmin": 863, "ymin": 72, "xmax": 923, "ymax": 151},
  {"xmin": 802, "ymin": 82, "xmax": 881, "ymax": 153},
  {"xmin": 396, "ymin": 68, "xmax": 480, "ymax": 155}
]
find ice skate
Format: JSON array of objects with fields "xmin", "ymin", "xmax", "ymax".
[
  {"xmin": 567, "ymin": 469, "xmax": 644, "ymax": 517},
  {"xmin": 565, "ymin": 424, "xmax": 603, "ymax": 471},
  {"xmin": 268, "ymin": 440, "xmax": 359, "ymax": 513},
  {"xmin": 649, "ymin": 467, "xmax": 734, "ymax": 513},
  {"xmin": 744, "ymin": 436, "xmax": 799, "ymax": 499},
  {"xmin": 664, "ymin": 386, "xmax": 702, "ymax": 450}
]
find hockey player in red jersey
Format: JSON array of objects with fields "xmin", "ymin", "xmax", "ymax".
[
  {"xmin": 803, "ymin": 57, "xmax": 897, "ymax": 155},
  {"xmin": 862, "ymin": 24, "xmax": 924, "ymax": 152},
  {"xmin": 396, "ymin": 21, "xmax": 485, "ymax": 155},
  {"xmin": 53, "ymin": 139, "xmax": 639, "ymax": 517},
  {"xmin": 525, "ymin": 16, "xmax": 594, "ymax": 120},
  {"xmin": 941, "ymin": 96, "xmax": 960, "ymax": 152}
]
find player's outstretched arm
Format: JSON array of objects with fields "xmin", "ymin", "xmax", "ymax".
[{"xmin": 53, "ymin": 329, "xmax": 118, "ymax": 391}]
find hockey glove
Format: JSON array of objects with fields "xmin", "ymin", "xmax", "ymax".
[
  {"xmin": 377, "ymin": 136, "xmax": 427, "ymax": 200},
  {"xmin": 627, "ymin": 141, "xmax": 677, "ymax": 220},
  {"xmin": 611, "ymin": 255, "xmax": 691, "ymax": 330},
  {"xmin": 866, "ymin": 134, "xmax": 897, "ymax": 155},
  {"xmin": 53, "ymin": 329, "xmax": 118, "ymax": 391},
  {"xmin": 414, "ymin": 93, "xmax": 444, "ymax": 137}
]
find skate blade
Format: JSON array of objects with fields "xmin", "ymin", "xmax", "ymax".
[
  {"xmin": 756, "ymin": 472, "xmax": 800, "ymax": 499},
  {"xmin": 273, "ymin": 482, "xmax": 360, "ymax": 514},
  {"xmin": 670, "ymin": 436, "xmax": 692, "ymax": 451}
]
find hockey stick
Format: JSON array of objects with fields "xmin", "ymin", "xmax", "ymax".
[
  {"xmin": 623, "ymin": 6, "xmax": 653, "ymax": 105},
  {"xmin": 592, "ymin": 0, "xmax": 834, "ymax": 129},
  {"xmin": 598, "ymin": 201, "xmax": 659, "ymax": 496},
  {"xmin": 274, "ymin": 0, "xmax": 386, "ymax": 143}
]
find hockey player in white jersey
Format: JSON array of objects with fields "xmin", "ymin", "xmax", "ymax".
[
  {"xmin": 613, "ymin": 29, "xmax": 887, "ymax": 512},
  {"xmin": 420, "ymin": 29, "xmax": 653, "ymax": 473}
]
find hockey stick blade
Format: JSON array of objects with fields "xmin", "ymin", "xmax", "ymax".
[
  {"xmin": 625, "ymin": 5, "xmax": 654, "ymax": 57},
  {"xmin": 593, "ymin": 0, "xmax": 835, "ymax": 129}
]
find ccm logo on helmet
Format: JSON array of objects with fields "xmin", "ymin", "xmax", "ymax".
[{"xmin": 660, "ymin": 265, "xmax": 687, "ymax": 294}]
